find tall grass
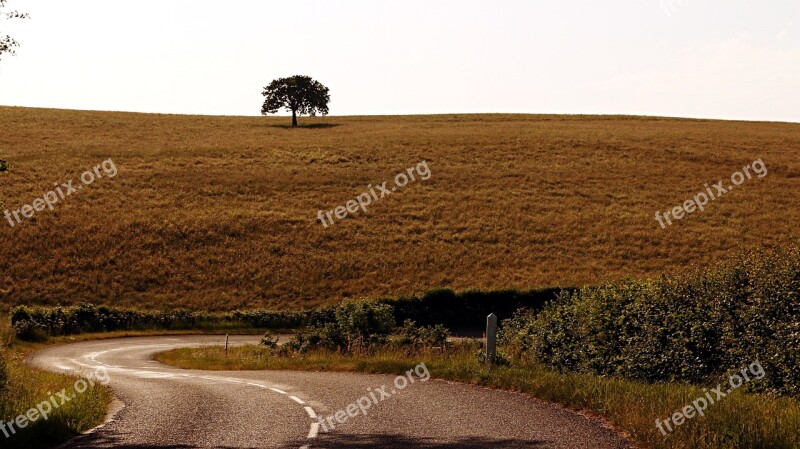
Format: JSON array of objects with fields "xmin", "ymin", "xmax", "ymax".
[{"xmin": 0, "ymin": 319, "xmax": 112, "ymax": 449}]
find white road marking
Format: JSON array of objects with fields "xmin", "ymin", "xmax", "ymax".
[
  {"xmin": 132, "ymin": 371, "xmax": 177, "ymax": 379},
  {"xmin": 55, "ymin": 343, "xmax": 325, "ymax": 449}
]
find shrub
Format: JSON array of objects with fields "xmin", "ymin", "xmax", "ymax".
[
  {"xmin": 225, "ymin": 309, "xmax": 309, "ymax": 328},
  {"xmin": 395, "ymin": 320, "xmax": 450, "ymax": 349},
  {"xmin": 384, "ymin": 287, "xmax": 570, "ymax": 328},
  {"xmin": 259, "ymin": 331, "xmax": 279, "ymax": 349},
  {"xmin": 500, "ymin": 242, "xmax": 800, "ymax": 397},
  {"xmin": 9, "ymin": 303, "xmax": 217, "ymax": 339},
  {"xmin": 334, "ymin": 300, "xmax": 395, "ymax": 343},
  {"xmin": 12, "ymin": 319, "xmax": 50, "ymax": 342},
  {"xmin": 0, "ymin": 159, "xmax": 8, "ymax": 173},
  {"xmin": 282, "ymin": 300, "xmax": 396, "ymax": 354},
  {"xmin": 6, "ymin": 288, "xmax": 569, "ymax": 341}
]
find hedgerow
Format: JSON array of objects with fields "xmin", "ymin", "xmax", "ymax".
[{"xmin": 500, "ymin": 242, "xmax": 800, "ymax": 397}]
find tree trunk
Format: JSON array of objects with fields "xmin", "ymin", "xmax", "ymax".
[{"xmin": 291, "ymin": 110, "xmax": 297, "ymax": 127}]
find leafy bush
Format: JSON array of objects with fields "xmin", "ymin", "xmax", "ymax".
[
  {"xmin": 334, "ymin": 300, "xmax": 395, "ymax": 342},
  {"xmin": 259, "ymin": 331, "xmax": 279, "ymax": 349},
  {"xmin": 225, "ymin": 309, "xmax": 309, "ymax": 328},
  {"xmin": 10, "ymin": 303, "xmax": 213, "ymax": 339},
  {"xmin": 9, "ymin": 303, "xmax": 321, "ymax": 340},
  {"xmin": 0, "ymin": 159, "xmax": 8, "ymax": 173},
  {"xmin": 500, "ymin": 242, "xmax": 800, "ymax": 397},
  {"xmin": 282, "ymin": 300, "xmax": 396, "ymax": 354},
  {"xmin": 6, "ymin": 287, "xmax": 570, "ymax": 342},
  {"xmin": 12, "ymin": 319, "xmax": 50, "ymax": 342},
  {"xmin": 395, "ymin": 320, "xmax": 450, "ymax": 349}
]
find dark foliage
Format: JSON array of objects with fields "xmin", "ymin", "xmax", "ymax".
[
  {"xmin": 281, "ymin": 300, "xmax": 395, "ymax": 354},
  {"xmin": 500, "ymin": 242, "xmax": 800, "ymax": 397},
  {"xmin": 10, "ymin": 288, "xmax": 568, "ymax": 342},
  {"xmin": 394, "ymin": 320, "xmax": 450, "ymax": 349},
  {"xmin": 9, "ymin": 304, "xmax": 320, "ymax": 340},
  {"xmin": 261, "ymin": 75, "xmax": 330, "ymax": 126},
  {"xmin": 0, "ymin": 0, "xmax": 28, "ymax": 62},
  {"xmin": 383, "ymin": 287, "xmax": 571, "ymax": 329}
]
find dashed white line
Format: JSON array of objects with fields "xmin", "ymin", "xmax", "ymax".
[
  {"xmin": 308, "ymin": 422, "xmax": 320, "ymax": 439},
  {"xmin": 62, "ymin": 344, "xmax": 323, "ymax": 449}
]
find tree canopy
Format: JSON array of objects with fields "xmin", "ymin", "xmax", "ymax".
[
  {"xmin": 0, "ymin": 0, "xmax": 28, "ymax": 63},
  {"xmin": 261, "ymin": 75, "xmax": 330, "ymax": 127}
]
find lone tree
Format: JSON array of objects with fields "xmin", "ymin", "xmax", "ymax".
[
  {"xmin": 261, "ymin": 75, "xmax": 330, "ymax": 127},
  {"xmin": 0, "ymin": 0, "xmax": 28, "ymax": 63}
]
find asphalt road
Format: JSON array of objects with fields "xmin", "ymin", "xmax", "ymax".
[{"xmin": 30, "ymin": 336, "xmax": 633, "ymax": 449}]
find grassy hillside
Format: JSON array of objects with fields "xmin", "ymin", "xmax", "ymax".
[{"xmin": 1, "ymin": 107, "xmax": 798, "ymax": 310}]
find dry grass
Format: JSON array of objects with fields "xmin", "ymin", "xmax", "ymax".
[
  {"xmin": 1, "ymin": 107, "xmax": 798, "ymax": 310},
  {"xmin": 0, "ymin": 319, "xmax": 113, "ymax": 449}
]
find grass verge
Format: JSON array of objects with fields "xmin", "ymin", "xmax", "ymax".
[
  {"xmin": 155, "ymin": 344, "xmax": 800, "ymax": 449},
  {"xmin": 0, "ymin": 320, "xmax": 113, "ymax": 449}
]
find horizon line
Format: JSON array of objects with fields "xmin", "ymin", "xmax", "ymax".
[{"xmin": 2, "ymin": 104, "xmax": 799, "ymax": 125}]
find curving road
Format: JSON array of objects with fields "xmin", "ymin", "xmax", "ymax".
[{"xmin": 30, "ymin": 336, "xmax": 633, "ymax": 449}]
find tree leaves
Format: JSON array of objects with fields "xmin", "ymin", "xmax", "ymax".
[
  {"xmin": 261, "ymin": 75, "xmax": 331, "ymax": 125},
  {"xmin": 0, "ymin": 0, "xmax": 28, "ymax": 62}
]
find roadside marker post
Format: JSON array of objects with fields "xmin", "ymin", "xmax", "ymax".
[
  {"xmin": 486, "ymin": 313, "xmax": 497, "ymax": 364},
  {"xmin": 225, "ymin": 334, "xmax": 229, "ymax": 355}
]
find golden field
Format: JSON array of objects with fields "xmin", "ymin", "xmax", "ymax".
[{"xmin": 0, "ymin": 106, "xmax": 798, "ymax": 310}]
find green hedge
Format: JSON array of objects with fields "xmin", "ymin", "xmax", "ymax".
[
  {"xmin": 500, "ymin": 242, "xmax": 800, "ymax": 397},
  {"xmin": 382, "ymin": 287, "xmax": 571, "ymax": 328},
  {"xmin": 10, "ymin": 287, "xmax": 569, "ymax": 341},
  {"xmin": 10, "ymin": 304, "xmax": 310, "ymax": 340}
]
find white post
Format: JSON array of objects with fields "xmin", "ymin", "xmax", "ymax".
[{"xmin": 486, "ymin": 313, "xmax": 497, "ymax": 364}]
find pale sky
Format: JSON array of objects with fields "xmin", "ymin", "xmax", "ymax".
[{"xmin": 0, "ymin": 0, "xmax": 798, "ymax": 121}]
